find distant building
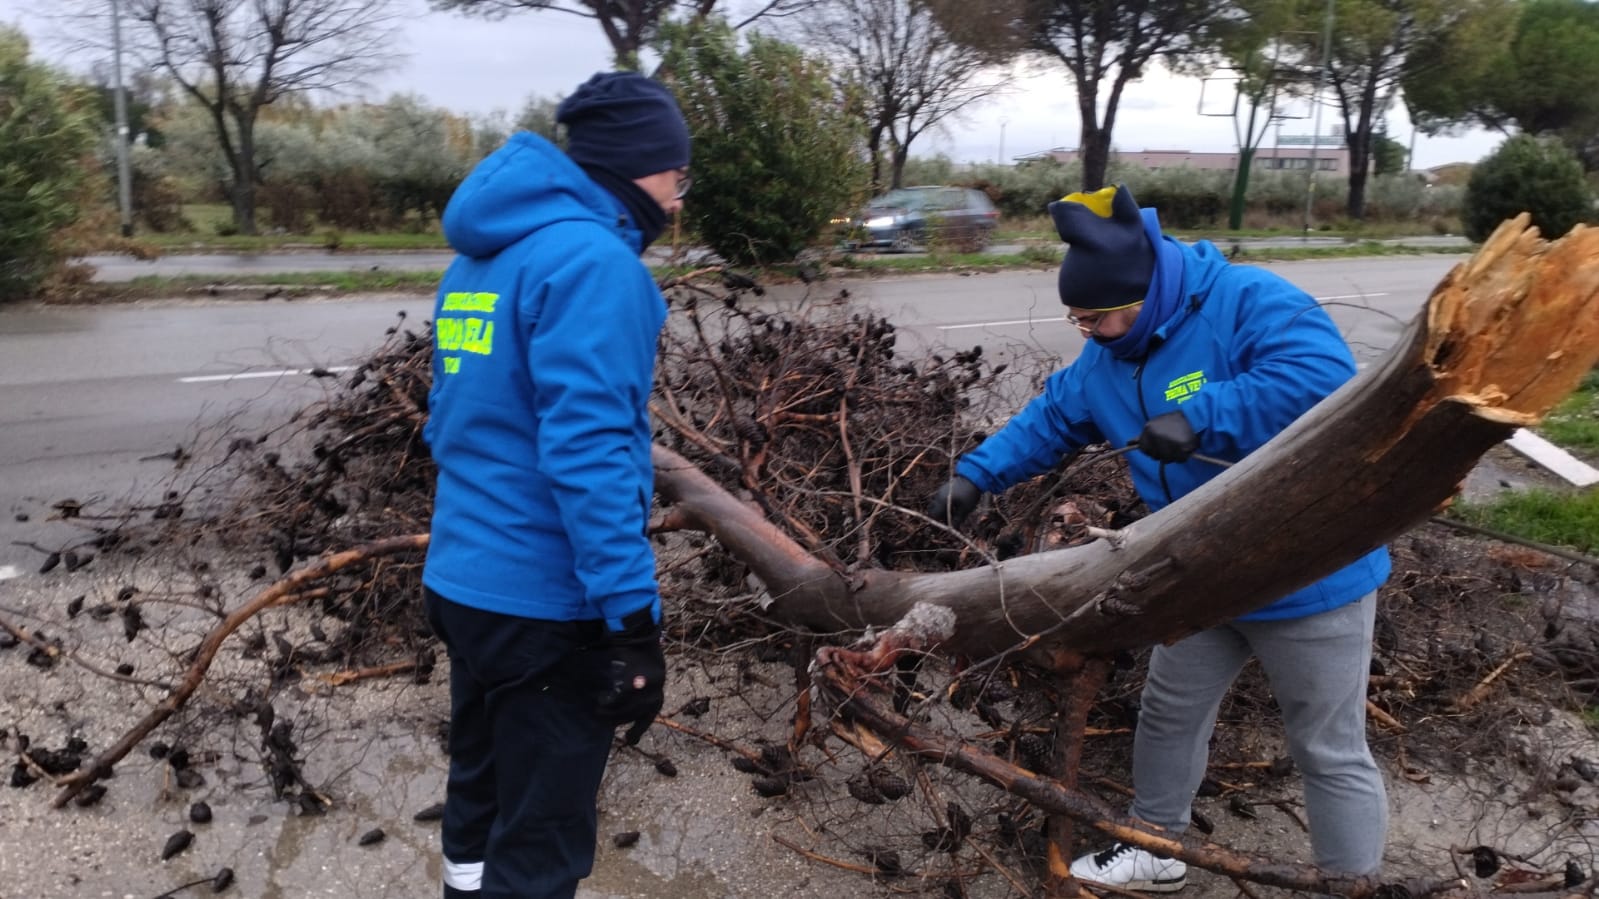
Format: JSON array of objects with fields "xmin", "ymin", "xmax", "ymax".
[
  {"xmin": 1423, "ymin": 162, "xmax": 1474, "ymax": 186},
  {"xmin": 1019, "ymin": 142, "xmax": 1367, "ymax": 177}
]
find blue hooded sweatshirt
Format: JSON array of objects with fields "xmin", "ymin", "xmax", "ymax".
[
  {"xmin": 957, "ymin": 238, "xmax": 1389, "ymax": 621},
  {"xmin": 422, "ymin": 132, "xmax": 665, "ymax": 630}
]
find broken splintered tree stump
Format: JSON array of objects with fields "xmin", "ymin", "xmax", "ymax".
[{"xmin": 653, "ymin": 215, "xmax": 1599, "ymax": 659}]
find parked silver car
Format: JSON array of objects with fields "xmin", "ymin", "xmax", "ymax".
[{"xmin": 843, "ymin": 186, "xmax": 999, "ymax": 251}]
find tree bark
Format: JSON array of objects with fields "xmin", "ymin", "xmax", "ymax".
[
  {"xmin": 1078, "ymin": 124, "xmax": 1111, "ymax": 192},
  {"xmin": 1344, "ymin": 75, "xmax": 1381, "ymax": 220},
  {"xmin": 652, "ymin": 217, "xmax": 1599, "ymax": 660},
  {"xmin": 232, "ymin": 111, "xmax": 259, "ymax": 236}
]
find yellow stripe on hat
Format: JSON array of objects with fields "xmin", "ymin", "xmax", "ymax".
[
  {"xmin": 1057, "ymin": 185, "xmax": 1119, "ymax": 217},
  {"xmin": 1093, "ymin": 299, "xmax": 1144, "ymax": 313}
]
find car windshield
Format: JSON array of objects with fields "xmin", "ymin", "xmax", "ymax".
[{"xmin": 866, "ymin": 189, "xmax": 932, "ymax": 211}]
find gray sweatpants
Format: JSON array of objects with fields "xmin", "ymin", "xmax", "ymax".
[{"xmin": 1130, "ymin": 593, "xmax": 1387, "ymax": 875}]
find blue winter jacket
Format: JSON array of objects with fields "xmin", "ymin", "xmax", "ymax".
[
  {"xmin": 957, "ymin": 239, "xmax": 1389, "ymax": 621},
  {"xmin": 422, "ymin": 133, "xmax": 665, "ymax": 630}
]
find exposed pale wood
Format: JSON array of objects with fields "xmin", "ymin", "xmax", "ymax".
[
  {"xmin": 1453, "ymin": 649, "xmax": 1533, "ymax": 711},
  {"xmin": 653, "ymin": 217, "xmax": 1599, "ymax": 660}
]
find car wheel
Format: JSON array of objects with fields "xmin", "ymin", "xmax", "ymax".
[{"xmin": 891, "ymin": 230, "xmax": 922, "ymax": 253}]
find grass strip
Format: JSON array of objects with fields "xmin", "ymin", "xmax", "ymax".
[
  {"xmin": 1451, "ymin": 488, "xmax": 1599, "ymax": 557},
  {"xmin": 1537, "ymin": 371, "xmax": 1599, "ymax": 455}
]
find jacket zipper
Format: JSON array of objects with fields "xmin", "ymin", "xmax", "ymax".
[{"xmin": 1133, "ymin": 361, "xmax": 1175, "ymax": 505}]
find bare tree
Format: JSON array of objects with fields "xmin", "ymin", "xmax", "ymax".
[
  {"xmin": 929, "ymin": 0, "xmax": 1237, "ymax": 192},
  {"xmin": 799, "ymin": 0, "xmax": 1006, "ymax": 191},
  {"xmin": 103, "ymin": 0, "xmax": 402, "ymax": 235},
  {"xmin": 1274, "ymin": 0, "xmax": 1511, "ymax": 220},
  {"xmin": 431, "ymin": 0, "xmax": 821, "ymax": 68}
]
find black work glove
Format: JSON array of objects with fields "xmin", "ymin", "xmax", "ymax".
[
  {"xmin": 926, "ymin": 475, "xmax": 981, "ymax": 526},
  {"xmin": 595, "ymin": 608, "xmax": 666, "ymax": 745},
  {"xmin": 1137, "ymin": 410, "xmax": 1199, "ymax": 463}
]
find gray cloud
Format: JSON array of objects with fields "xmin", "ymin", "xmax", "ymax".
[{"xmin": 0, "ymin": 0, "xmax": 1499, "ymax": 169}]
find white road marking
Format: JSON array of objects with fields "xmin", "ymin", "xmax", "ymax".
[
  {"xmin": 0, "ymin": 565, "xmax": 21, "ymax": 581},
  {"xmin": 938, "ymin": 318, "xmax": 1043, "ymax": 331},
  {"xmin": 1508, "ymin": 429, "xmax": 1599, "ymax": 487},
  {"xmin": 937, "ymin": 292, "xmax": 1391, "ymax": 331},
  {"xmin": 178, "ymin": 365, "xmax": 354, "ymax": 384}
]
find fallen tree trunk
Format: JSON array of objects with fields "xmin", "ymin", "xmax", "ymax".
[{"xmin": 653, "ymin": 217, "xmax": 1599, "ymax": 659}]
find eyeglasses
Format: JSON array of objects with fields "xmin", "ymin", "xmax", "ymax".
[
  {"xmin": 1066, "ymin": 301, "xmax": 1142, "ymax": 333},
  {"xmin": 673, "ymin": 170, "xmax": 693, "ymax": 200}
]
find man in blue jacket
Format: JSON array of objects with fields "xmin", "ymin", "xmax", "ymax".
[
  {"xmin": 927, "ymin": 184, "xmax": 1390, "ymax": 892},
  {"xmin": 421, "ymin": 71, "xmax": 690, "ymax": 899}
]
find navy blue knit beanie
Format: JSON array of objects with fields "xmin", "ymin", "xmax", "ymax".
[
  {"xmin": 556, "ymin": 72, "xmax": 691, "ymax": 179},
  {"xmin": 1049, "ymin": 184, "xmax": 1156, "ymax": 309}
]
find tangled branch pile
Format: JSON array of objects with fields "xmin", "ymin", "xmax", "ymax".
[
  {"xmin": 8, "ymin": 272, "xmax": 1599, "ymax": 896},
  {"xmin": 652, "ymin": 278, "xmax": 1141, "ymax": 572}
]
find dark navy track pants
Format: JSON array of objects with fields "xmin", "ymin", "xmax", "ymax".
[{"xmin": 425, "ymin": 588, "xmax": 614, "ymax": 899}]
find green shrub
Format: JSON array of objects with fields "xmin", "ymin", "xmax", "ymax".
[
  {"xmin": 1538, "ymin": 368, "xmax": 1599, "ymax": 454},
  {"xmin": 1363, "ymin": 174, "xmax": 1429, "ymax": 220},
  {"xmin": 0, "ymin": 28, "xmax": 100, "ymax": 301},
  {"xmin": 1124, "ymin": 168, "xmax": 1227, "ymax": 229},
  {"xmin": 260, "ymin": 180, "xmax": 316, "ymax": 234},
  {"xmin": 661, "ymin": 20, "xmax": 867, "ymax": 267},
  {"xmin": 315, "ymin": 168, "xmax": 380, "ymax": 232},
  {"xmin": 899, "ymin": 155, "xmax": 1465, "ymax": 232},
  {"xmin": 133, "ymin": 172, "xmax": 190, "ymax": 233},
  {"xmin": 1463, "ymin": 135, "xmax": 1593, "ymax": 242},
  {"xmin": 1245, "ymin": 170, "xmax": 1312, "ymax": 217}
]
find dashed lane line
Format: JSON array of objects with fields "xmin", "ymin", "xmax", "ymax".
[{"xmin": 178, "ymin": 365, "xmax": 355, "ymax": 384}]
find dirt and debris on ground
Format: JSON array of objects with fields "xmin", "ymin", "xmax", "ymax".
[{"xmin": 2, "ymin": 294, "xmax": 1596, "ymax": 899}]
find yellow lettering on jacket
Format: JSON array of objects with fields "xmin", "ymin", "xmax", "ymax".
[
  {"xmin": 1165, "ymin": 370, "xmax": 1207, "ymax": 403},
  {"xmin": 440, "ymin": 291, "xmax": 499, "ymax": 313},
  {"xmin": 434, "ymin": 308, "xmax": 496, "ymax": 377}
]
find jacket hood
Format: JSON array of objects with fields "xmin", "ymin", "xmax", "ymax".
[
  {"xmin": 442, "ymin": 132, "xmax": 637, "ymax": 258},
  {"xmin": 1179, "ymin": 239, "xmax": 1233, "ymax": 299},
  {"xmin": 1137, "ymin": 239, "xmax": 1240, "ymax": 345}
]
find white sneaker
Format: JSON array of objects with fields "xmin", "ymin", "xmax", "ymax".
[{"xmin": 1070, "ymin": 842, "xmax": 1188, "ymax": 892}]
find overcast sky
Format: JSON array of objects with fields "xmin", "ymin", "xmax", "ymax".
[{"xmin": 1, "ymin": 0, "xmax": 1499, "ymax": 169}]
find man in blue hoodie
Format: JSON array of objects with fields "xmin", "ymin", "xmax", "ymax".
[
  {"xmin": 420, "ymin": 71, "xmax": 690, "ymax": 899},
  {"xmin": 927, "ymin": 184, "xmax": 1390, "ymax": 892}
]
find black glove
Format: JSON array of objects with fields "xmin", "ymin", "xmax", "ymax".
[
  {"xmin": 926, "ymin": 475, "xmax": 981, "ymax": 526},
  {"xmin": 1137, "ymin": 410, "xmax": 1199, "ymax": 463},
  {"xmin": 595, "ymin": 608, "xmax": 666, "ymax": 745}
]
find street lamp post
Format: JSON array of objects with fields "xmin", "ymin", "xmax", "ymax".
[
  {"xmin": 998, "ymin": 117, "xmax": 1008, "ymax": 165},
  {"xmin": 111, "ymin": 0, "xmax": 134, "ymax": 238},
  {"xmin": 1302, "ymin": 0, "xmax": 1335, "ymax": 238}
]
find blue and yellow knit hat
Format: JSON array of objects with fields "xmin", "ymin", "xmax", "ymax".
[{"xmin": 1049, "ymin": 184, "xmax": 1156, "ymax": 310}]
